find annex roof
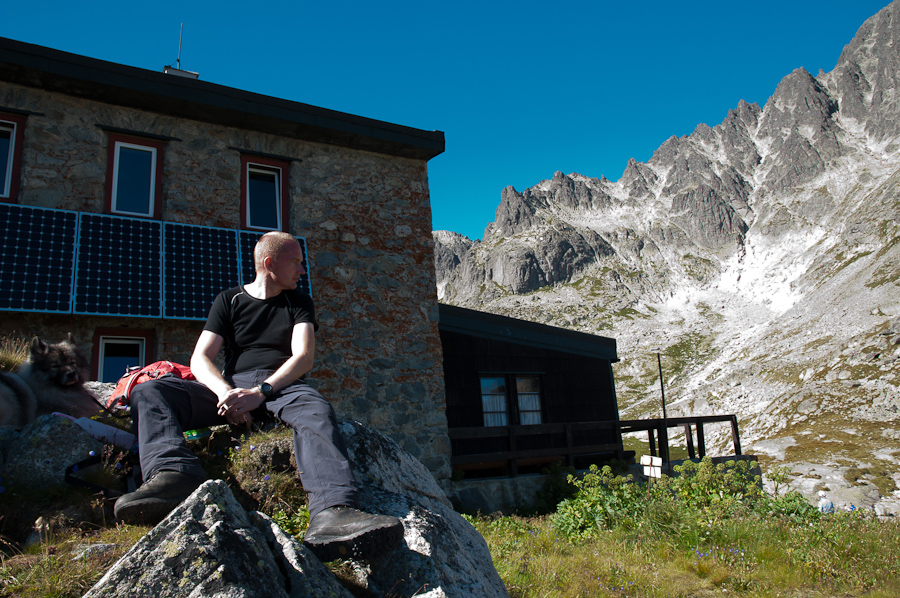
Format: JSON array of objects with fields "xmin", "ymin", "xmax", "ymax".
[{"xmin": 437, "ymin": 303, "xmax": 619, "ymax": 362}]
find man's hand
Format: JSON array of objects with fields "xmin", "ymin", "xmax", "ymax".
[{"xmin": 216, "ymin": 387, "xmax": 265, "ymax": 427}]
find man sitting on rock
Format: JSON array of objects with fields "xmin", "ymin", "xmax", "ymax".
[{"xmin": 114, "ymin": 231, "xmax": 403, "ymax": 561}]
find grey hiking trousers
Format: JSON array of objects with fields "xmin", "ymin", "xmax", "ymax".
[{"xmin": 130, "ymin": 370, "xmax": 359, "ymax": 518}]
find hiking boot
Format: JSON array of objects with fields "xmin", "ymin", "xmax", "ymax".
[
  {"xmin": 113, "ymin": 470, "xmax": 206, "ymax": 525},
  {"xmin": 303, "ymin": 506, "xmax": 404, "ymax": 561}
]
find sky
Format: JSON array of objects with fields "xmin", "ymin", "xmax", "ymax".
[{"xmin": 1, "ymin": 0, "xmax": 892, "ymax": 240}]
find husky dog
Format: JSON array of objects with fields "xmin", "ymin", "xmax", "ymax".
[{"xmin": 0, "ymin": 334, "xmax": 102, "ymax": 428}]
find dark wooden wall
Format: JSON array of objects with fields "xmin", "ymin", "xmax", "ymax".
[{"xmin": 441, "ymin": 329, "xmax": 618, "ymax": 429}]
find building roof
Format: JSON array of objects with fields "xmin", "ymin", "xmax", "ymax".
[
  {"xmin": 438, "ymin": 303, "xmax": 618, "ymax": 362},
  {"xmin": 0, "ymin": 37, "xmax": 445, "ymax": 161}
]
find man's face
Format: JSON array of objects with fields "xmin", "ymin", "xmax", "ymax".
[{"xmin": 269, "ymin": 241, "xmax": 306, "ymax": 291}]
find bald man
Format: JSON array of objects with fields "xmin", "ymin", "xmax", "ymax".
[{"xmin": 115, "ymin": 232, "xmax": 402, "ymax": 561}]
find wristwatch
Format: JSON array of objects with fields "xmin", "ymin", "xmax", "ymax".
[{"xmin": 257, "ymin": 382, "xmax": 274, "ymax": 399}]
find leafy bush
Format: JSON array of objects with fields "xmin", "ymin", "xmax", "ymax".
[
  {"xmin": 552, "ymin": 464, "xmax": 647, "ymax": 539},
  {"xmin": 553, "ymin": 457, "xmax": 768, "ymax": 540}
]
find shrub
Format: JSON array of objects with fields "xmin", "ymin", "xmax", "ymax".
[{"xmin": 552, "ymin": 464, "xmax": 646, "ymax": 539}]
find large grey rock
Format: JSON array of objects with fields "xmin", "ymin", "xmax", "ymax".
[
  {"xmin": 88, "ymin": 422, "xmax": 508, "ymax": 598},
  {"xmin": 84, "ymin": 479, "xmax": 353, "ymax": 598},
  {"xmin": 341, "ymin": 420, "xmax": 508, "ymax": 597},
  {"xmin": 348, "ymin": 486, "xmax": 508, "ymax": 598},
  {"xmin": 4, "ymin": 414, "xmax": 104, "ymax": 488}
]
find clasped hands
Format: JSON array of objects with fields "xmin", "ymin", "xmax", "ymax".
[{"xmin": 216, "ymin": 386, "xmax": 265, "ymax": 427}]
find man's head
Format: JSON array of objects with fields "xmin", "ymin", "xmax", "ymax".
[{"xmin": 254, "ymin": 232, "xmax": 306, "ymax": 291}]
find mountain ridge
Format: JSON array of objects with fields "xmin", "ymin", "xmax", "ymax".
[{"xmin": 435, "ymin": 1, "xmax": 900, "ymax": 512}]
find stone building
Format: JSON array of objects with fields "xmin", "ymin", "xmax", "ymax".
[{"xmin": 0, "ymin": 37, "xmax": 450, "ymax": 477}]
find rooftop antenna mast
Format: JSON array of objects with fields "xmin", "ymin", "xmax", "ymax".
[
  {"xmin": 162, "ymin": 23, "xmax": 199, "ymax": 79},
  {"xmin": 176, "ymin": 23, "xmax": 184, "ymax": 70}
]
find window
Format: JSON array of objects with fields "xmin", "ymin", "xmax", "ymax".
[
  {"xmin": 241, "ymin": 154, "xmax": 290, "ymax": 231},
  {"xmin": 516, "ymin": 376, "xmax": 543, "ymax": 425},
  {"xmin": 0, "ymin": 112, "xmax": 27, "ymax": 202},
  {"xmin": 480, "ymin": 376, "xmax": 509, "ymax": 427},
  {"xmin": 104, "ymin": 133, "xmax": 165, "ymax": 217},
  {"xmin": 479, "ymin": 374, "xmax": 543, "ymax": 427},
  {"xmin": 91, "ymin": 328, "xmax": 155, "ymax": 382}
]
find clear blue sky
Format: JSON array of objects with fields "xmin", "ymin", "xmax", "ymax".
[{"xmin": 2, "ymin": 0, "xmax": 891, "ymax": 240}]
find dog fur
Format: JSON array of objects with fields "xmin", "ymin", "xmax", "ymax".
[{"xmin": 0, "ymin": 334, "xmax": 102, "ymax": 428}]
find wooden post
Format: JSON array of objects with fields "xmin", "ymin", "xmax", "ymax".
[
  {"xmin": 683, "ymin": 424, "xmax": 695, "ymax": 459},
  {"xmin": 659, "ymin": 422, "xmax": 670, "ymax": 465},
  {"xmin": 697, "ymin": 423, "xmax": 706, "ymax": 457},
  {"xmin": 565, "ymin": 424, "xmax": 574, "ymax": 467},
  {"xmin": 730, "ymin": 415, "xmax": 742, "ymax": 456}
]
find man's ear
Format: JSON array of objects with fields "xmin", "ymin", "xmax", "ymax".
[{"xmin": 262, "ymin": 255, "xmax": 275, "ymax": 272}]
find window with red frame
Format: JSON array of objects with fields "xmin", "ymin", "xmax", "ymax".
[
  {"xmin": 104, "ymin": 133, "xmax": 165, "ymax": 218},
  {"xmin": 241, "ymin": 154, "xmax": 290, "ymax": 231},
  {"xmin": 91, "ymin": 328, "xmax": 156, "ymax": 382},
  {"xmin": 0, "ymin": 112, "xmax": 27, "ymax": 202}
]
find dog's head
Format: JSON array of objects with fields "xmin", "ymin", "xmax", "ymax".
[{"xmin": 29, "ymin": 333, "xmax": 90, "ymax": 387}]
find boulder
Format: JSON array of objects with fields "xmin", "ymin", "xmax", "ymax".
[
  {"xmin": 84, "ymin": 479, "xmax": 353, "ymax": 598},
  {"xmin": 3, "ymin": 414, "xmax": 104, "ymax": 488},
  {"xmin": 340, "ymin": 420, "xmax": 508, "ymax": 597},
  {"xmin": 87, "ymin": 421, "xmax": 509, "ymax": 598}
]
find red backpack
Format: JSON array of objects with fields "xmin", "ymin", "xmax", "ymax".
[{"xmin": 107, "ymin": 361, "xmax": 195, "ymax": 409}]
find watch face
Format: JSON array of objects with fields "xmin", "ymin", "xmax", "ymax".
[{"xmin": 260, "ymin": 383, "xmax": 273, "ymax": 397}]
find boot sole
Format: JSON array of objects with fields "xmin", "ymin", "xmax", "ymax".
[{"xmin": 304, "ymin": 520, "xmax": 404, "ymax": 561}]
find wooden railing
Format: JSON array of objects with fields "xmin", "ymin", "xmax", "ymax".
[
  {"xmin": 617, "ymin": 415, "xmax": 742, "ymax": 465},
  {"xmin": 448, "ymin": 414, "xmax": 742, "ymax": 476}
]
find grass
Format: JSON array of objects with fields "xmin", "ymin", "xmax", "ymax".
[
  {"xmin": 467, "ymin": 460, "xmax": 900, "ymax": 598},
  {"xmin": 0, "ymin": 334, "xmax": 29, "ymax": 371},
  {"xmin": 2, "ymin": 418, "xmax": 897, "ymax": 598}
]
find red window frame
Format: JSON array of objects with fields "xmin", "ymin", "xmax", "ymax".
[
  {"xmin": 90, "ymin": 327, "xmax": 157, "ymax": 382},
  {"xmin": 103, "ymin": 132, "xmax": 165, "ymax": 218},
  {"xmin": 0, "ymin": 112, "xmax": 27, "ymax": 203},
  {"xmin": 240, "ymin": 153, "xmax": 290, "ymax": 231}
]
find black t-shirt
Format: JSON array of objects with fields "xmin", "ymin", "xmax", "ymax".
[{"xmin": 204, "ymin": 286, "xmax": 318, "ymax": 376}]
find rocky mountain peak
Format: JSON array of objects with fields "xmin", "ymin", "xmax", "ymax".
[{"xmin": 434, "ymin": 1, "xmax": 900, "ymax": 512}]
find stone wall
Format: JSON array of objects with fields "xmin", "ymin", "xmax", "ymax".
[{"xmin": 0, "ymin": 81, "xmax": 450, "ymax": 478}]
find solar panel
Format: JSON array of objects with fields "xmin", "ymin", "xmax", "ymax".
[
  {"xmin": 239, "ymin": 231, "xmax": 312, "ymax": 297},
  {"xmin": 0, "ymin": 203, "xmax": 77, "ymax": 313},
  {"xmin": 74, "ymin": 213, "xmax": 162, "ymax": 317},
  {"xmin": 0, "ymin": 204, "xmax": 312, "ymax": 319},
  {"xmin": 163, "ymin": 223, "xmax": 240, "ymax": 320}
]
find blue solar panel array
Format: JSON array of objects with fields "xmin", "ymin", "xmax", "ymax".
[
  {"xmin": 0, "ymin": 203, "xmax": 78, "ymax": 313},
  {"xmin": 0, "ymin": 204, "xmax": 313, "ymax": 320}
]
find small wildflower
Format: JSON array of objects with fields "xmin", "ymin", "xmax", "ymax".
[{"xmin": 88, "ymin": 450, "xmax": 95, "ymax": 457}]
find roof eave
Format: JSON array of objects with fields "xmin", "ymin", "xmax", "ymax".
[{"xmin": 0, "ymin": 37, "xmax": 445, "ymax": 161}]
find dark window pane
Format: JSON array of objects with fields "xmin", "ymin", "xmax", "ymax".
[
  {"xmin": 480, "ymin": 376, "xmax": 508, "ymax": 427},
  {"xmin": 0, "ymin": 128, "xmax": 12, "ymax": 196},
  {"xmin": 101, "ymin": 340, "xmax": 143, "ymax": 383},
  {"xmin": 248, "ymin": 169, "xmax": 279, "ymax": 229},
  {"xmin": 516, "ymin": 375, "xmax": 542, "ymax": 425},
  {"xmin": 115, "ymin": 146, "xmax": 153, "ymax": 215}
]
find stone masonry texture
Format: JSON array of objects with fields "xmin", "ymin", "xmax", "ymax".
[{"xmin": 0, "ymin": 81, "xmax": 451, "ymax": 479}]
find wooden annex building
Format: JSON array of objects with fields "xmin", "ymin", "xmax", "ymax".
[{"xmin": 438, "ymin": 304, "xmax": 625, "ymax": 478}]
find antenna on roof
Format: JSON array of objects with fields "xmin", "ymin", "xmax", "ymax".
[{"xmin": 163, "ymin": 23, "xmax": 200, "ymax": 80}]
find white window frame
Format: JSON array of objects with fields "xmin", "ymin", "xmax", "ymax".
[
  {"xmin": 0, "ymin": 120, "xmax": 17, "ymax": 199},
  {"xmin": 98, "ymin": 336, "xmax": 146, "ymax": 383},
  {"xmin": 245, "ymin": 163, "xmax": 283, "ymax": 231},
  {"xmin": 111, "ymin": 141, "xmax": 158, "ymax": 217}
]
